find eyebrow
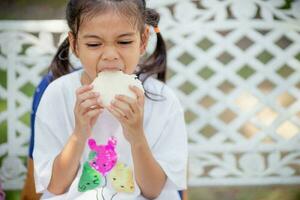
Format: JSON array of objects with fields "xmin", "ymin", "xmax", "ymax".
[{"xmin": 82, "ymin": 32, "xmax": 136, "ymax": 39}]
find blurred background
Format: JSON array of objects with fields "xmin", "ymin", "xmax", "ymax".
[{"xmin": 0, "ymin": 0, "xmax": 300, "ymax": 199}]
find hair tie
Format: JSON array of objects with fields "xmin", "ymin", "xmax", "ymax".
[
  {"xmin": 154, "ymin": 26, "xmax": 160, "ymax": 33},
  {"xmin": 58, "ymin": 46, "xmax": 69, "ymax": 61}
]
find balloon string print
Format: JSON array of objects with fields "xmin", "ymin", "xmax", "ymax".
[
  {"xmin": 88, "ymin": 137, "xmax": 118, "ymax": 200},
  {"xmin": 78, "ymin": 137, "xmax": 118, "ymax": 193},
  {"xmin": 98, "ymin": 176, "xmax": 118, "ymax": 200},
  {"xmin": 79, "ymin": 137, "xmax": 131, "ymax": 199}
]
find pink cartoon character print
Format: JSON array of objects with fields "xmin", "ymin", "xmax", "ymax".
[{"xmin": 88, "ymin": 137, "xmax": 118, "ymax": 176}]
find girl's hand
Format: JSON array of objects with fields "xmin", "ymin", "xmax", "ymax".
[
  {"xmin": 107, "ymin": 86, "xmax": 145, "ymax": 145},
  {"xmin": 74, "ymin": 85, "xmax": 104, "ymax": 140}
]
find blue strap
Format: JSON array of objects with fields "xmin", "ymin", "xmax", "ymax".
[
  {"xmin": 29, "ymin": 73, "xmax": 53, "ymax": 158},
  {"xmin": 179, "ymin": 190, "xmax": 183, "ymax": 199}
]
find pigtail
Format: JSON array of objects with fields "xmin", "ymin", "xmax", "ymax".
[
  {"xmin": 138, "ymin": 8, "xmax": 167, "ymax": 83},
  {"xmin": 152, "ymin": 32, "xmax": 167, "ymax": 82},
  {"xmin": 49, "ymin": 37, "xmax": 74, "ymax": 80}
]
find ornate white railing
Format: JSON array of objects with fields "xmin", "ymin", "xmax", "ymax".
[{"xmin": 0, "ymin": 0, "xmax": 300, "ymax": 190}]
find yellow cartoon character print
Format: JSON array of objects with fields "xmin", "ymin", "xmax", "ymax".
[{"xmin": 109, "ymin": 163, "xmax": 135, "ymax": 193}]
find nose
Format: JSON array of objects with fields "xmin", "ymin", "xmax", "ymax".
[{"xmin": 102, "ymin": 45, "xmax": 119, "ymax": 61}]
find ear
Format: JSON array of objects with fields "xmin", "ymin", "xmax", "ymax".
[
  {"xmin": 88, "ymin": 138, "xmax": 97, "ymax": 149},
  {"xmin": 68, "ymin": 31, "xmax": 78, "ymax": 57},
  {"xmin": 140, "ymin": 25, "xmax": 150, "ymax": 55}
]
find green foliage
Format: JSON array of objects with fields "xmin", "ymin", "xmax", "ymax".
[
  {"xmin": 4, "ymin": 190, "xmax": 21, "ymax": 200},
  {"xmin": 281, "ymin": 0, "xmax": 294, "ymax": 9}
]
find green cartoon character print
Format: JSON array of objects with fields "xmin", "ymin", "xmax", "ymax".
[{"xmin": 78, "ymin": 152, "xmax": 103, "ymax": 192}]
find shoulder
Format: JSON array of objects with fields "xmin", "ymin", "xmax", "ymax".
[
  {"xmin": 143, "ymin": 77, "xmax": 176, "ymax": 98},
  {"xmin": 36, "ymin": 70, "xmax": 81, "ymax": 115},
  {"xmin": 143, "ymin": 77, "xmax": 183, "ymax": 114},
  {"xmin": 46, "ymin": 70, "xmax": 81, "ymax": 92},
  {"xmin": 40, "ymin": 70, "xmax": 81, "ymax": 102}
]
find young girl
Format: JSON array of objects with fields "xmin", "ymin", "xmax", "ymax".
[{"xmin": 33, "ymin": 0, "xmax": 187, "ymax": 199}]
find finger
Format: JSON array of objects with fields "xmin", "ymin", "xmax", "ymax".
[
  {"xmin": 79, "ymin": 98, "xmax": 99, "ymax": 114},
  {"xmin": 97, "ymin": 96, "xmax": 104, "ymax": 108},
  {"xmin": 76, "ymin": 85, "xmax": 93, "ymax": 96},
  {"xmin": 129, "ymin": 86, "xmax": 144, "ymax": 106},
  {"xmin": 110, "ymin": 102, "xmax": 127, "ymax": 118},
  {"xmin": 107, "ymin": 106, "xmax": 126, "ymax": 122},
  {"xmin": 79, "ymin": 96, "xmax": 104, "ymax": 115},
  {"xmin": 115, "ymin": 95, "xmax": 136, "ymax": 113},
  {"xmin": 111, "ymin": 99, "xmax": 132, "ymax": 118},
  {"xmin": 77, "ymin": 91, "xmax": 100, "ymax": 105},
  {"xmin": 84, "ymin": 107, "xmax": 103, "ymax": 119}
]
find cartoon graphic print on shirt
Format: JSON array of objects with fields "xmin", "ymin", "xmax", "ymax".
[
  {"xmin": 78, "ymin": 137, "xmax": 135, "ymax": 199},
  {"xmin": 109, "ymin": 163, "xmax": 135, "ymax": 193},
  {"xmin": 88, "ymin": 137, "xmax": 118, "ymax": 176},
  {"xmin": 78, "ymin": 161, "xmax": 102, "ymax": 192},
  {"xmin": 78, "ymin": 137, "xmax": 117, "ymax": 193}
]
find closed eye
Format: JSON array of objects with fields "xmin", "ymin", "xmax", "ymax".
[
  {"xmin": 86, "ymin": 43, "xmax": 102, "ymax": 48},
  {"xmin": 118, "ymin": 41, "xmax": 133, "ymax": 45}
]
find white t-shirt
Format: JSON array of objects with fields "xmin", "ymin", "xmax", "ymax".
[{"xmin": 33, "ymin": 69, "xmax": 188, "ymax": 200}]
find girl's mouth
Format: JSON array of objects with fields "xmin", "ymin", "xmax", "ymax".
[{"xmin": 98, "ymin": 67, "xmax": 122, "ymax": 73}]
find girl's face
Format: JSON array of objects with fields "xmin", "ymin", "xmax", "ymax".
[{"xmin": 69, "ymin": 10, "xmax": 149, "ymax": 83}]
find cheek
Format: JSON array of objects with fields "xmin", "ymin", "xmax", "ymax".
[
  {"xmin": 78, "ymin": 49, "xmax": 99, "ymax": 76},
  {"xmin": 122, "ymin": 48, "xmax": 141, "ymax": 74},
  {"xmin": 79, "ymin": 47, "xmax": 98, "ymax": 62},
  {"xmin": 77, "ymin": 43, "xmax": 98, "ymax": 59}
]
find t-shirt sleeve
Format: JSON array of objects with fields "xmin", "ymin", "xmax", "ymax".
[
  {"xmin": 151, "ymin": 101, "xmax": 188, "ymax": 190},
  {"xmin": 32, "ymin": 84, "xmax": 67, "ymax": 193},
  {"xmin": 33, "ymin": 115, "xmax": 63, "ymax": 193}
]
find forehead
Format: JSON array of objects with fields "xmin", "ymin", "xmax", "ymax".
[{"xmin": 78, "ymin": 10, "xmax": 139, "ymax": 38}]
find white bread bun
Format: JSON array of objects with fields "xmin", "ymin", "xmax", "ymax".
[{"xmin": 91, "ymin": 71, "xmax": 144, "ymax": 107}]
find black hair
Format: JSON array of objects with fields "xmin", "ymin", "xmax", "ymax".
[{"xmin": 49, "ymin": 0, "xmax": 167, "ymax": 98}]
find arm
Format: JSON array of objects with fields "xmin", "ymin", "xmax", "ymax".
[
  {"xmin": 47, "ymin": 133, "xmax": 86, "ymax": 194},
  {"xmin": 107, "ymin": 86, "xmax": 166, "ymax": 199},
  {"xmin": 130, "ymin": 134, "xmax": 166, "ymax": 199},
  {"xmin": 47, "ymin": 85, "xmax": 103, "ymax": 194}
]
